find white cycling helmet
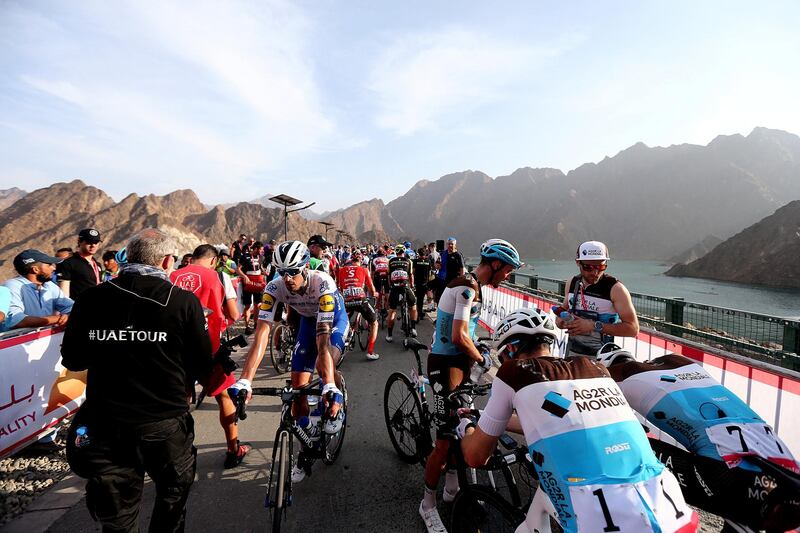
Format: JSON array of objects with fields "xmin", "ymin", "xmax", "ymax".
[
  {"xmin": 493, "ymin": 307, "xmax": 557, "ymax": 360},
  {"xmin": 595, "ymin": 343, "xmax": 635, "ymax": 367},
  {"xmin": 272, "ymin": 240, "xmax": 310, "ymax": 269}
]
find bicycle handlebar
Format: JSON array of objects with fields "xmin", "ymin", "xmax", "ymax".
[{"xmin": 230, "ymin": 379, "xmax": 325, "ymax": 423}]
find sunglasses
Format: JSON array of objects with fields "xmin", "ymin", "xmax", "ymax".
[
  {"xmin": 278, "ymin": 267, "xmax": 303, "ymax": 277},
  {"xmin": 580, "ymin": 262, "xmax": 608, "ymax": 272}
]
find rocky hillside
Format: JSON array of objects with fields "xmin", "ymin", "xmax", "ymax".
[
  {"xmin": 0, "ymin": 188, "xmax": 26, "ymax": 211},
  {"xmin": 328, "ymin": 127, "xmax": 800, "ymax": 261},
  {"xmin": 668, "ymin": 235, "xmax": 724, "ymax": 264},
  {"xmin": 0, "ymin": 181, "xmax": 331, "ymax": 279},
  {"xmin": 665, "ymin": 200, "xmax": 800, "ymax": 288}
]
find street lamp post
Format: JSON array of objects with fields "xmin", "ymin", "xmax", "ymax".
[
  {"xmin": 320, "ymin": 221, "xmax": 335, "ymax": 240},
  {"xmin": 269, "ymin": 194, "xmax": 316, "ymax": 241}
]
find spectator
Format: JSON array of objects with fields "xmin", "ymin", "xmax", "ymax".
[
  {"xmin": 2, "ymin": 249, "xmax": 72, "ymax": 331},
  {"xmin": 412, "ymin": 247, "xmax": 432, "ymax": 318},
  {"xmin": 308, "ymin": 234, "xmax": 336, "ymax": 275},
  {"xmin": 52, "ymin": 248, "xmax": 74, "ymax": 283},
  {"xmin": 230, "ymin": 233, "xmax": 247, "ymax": 263},
  {"xmin": 57, "ymin": 228, "xmax": 103, "ymax": 300},
  {"xmin": 427, "ymin": 242, "xmax": 440, "ymax": 267},
  {"xmin": 170, "ymin": 244, "xmax": 249, "ymax": 467},
  {"xmin": 238, "ymin": 240, "xmax": 266, "ymax": 335},
  {"xmin": 433, "ymin": 236, "xmax": 464, "ymax": 303},
  {"xmin": 62, "ymin": 228, "xmax": 212, "ymax": 532},
  {"xmin": 0, "ymin": 286, "xmax": 10, "ymax": 326},
  {"xmin": 177, "ymin": 253, "xmax": 193, "ymax": 269},
  {"xmin": 100, "ymin": 250, "xmax": 120, "ymax": 282}
]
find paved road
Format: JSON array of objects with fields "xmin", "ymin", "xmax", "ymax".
[{"xmin": 48, "ymin": 316, "xmax": 450, "ymax": 533}]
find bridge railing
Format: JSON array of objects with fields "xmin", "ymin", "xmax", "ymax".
[{"xmin": 468, "ymin": 267, "xmax": 800, "ymax": 370}]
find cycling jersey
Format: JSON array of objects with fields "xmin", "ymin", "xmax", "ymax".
[
  {"xmin": 430, "ymin": 275, "xmax": 480, "ymax": 356},
  {"xmin": 609, "ymin": 354, "xmax": 798, "ymax": 472},
  {"xmin": 337, "ymin": 264, "xmax": 370, "ymax": 302},
  {"xmin": 387, "ymin": 256, "xmax": 413, "ymax": 287},
  {"xmin": 480, "ymin": 356, "xmax": 697, "ymax": 533},
  {"xmin": 567, "ymin": 275, "xmax": 621, "ymax": 355}
]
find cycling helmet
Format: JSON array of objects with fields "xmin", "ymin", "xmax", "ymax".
[
  {"xmin": 394, "ymin": 244, "xmax": 405, "ymax": 254},
  {"xmin": 480, "ymin": 239, "xmax": 523, "ymax": 269},
  {"xmin": 272, "ymin": 240, "xmax": 310, "ymax": 269},
  {"xmin": 595, "ymin": 343, "xmax": 635, "ymax": 367},
  {"xmin": 493, "ymin": 307, "xmax": 557, "ymax": 359},
  {"xmin": 115, "ymin": 247, "xmax": 127, "ymax": 265},
  {"xmin": 404, "ymin": 241, "xmax": 412, "ymax": 248}
]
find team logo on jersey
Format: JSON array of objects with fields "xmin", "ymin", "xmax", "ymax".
[
  {"xmin": 174, "ymin": 272, "xmax": 201, "ymax": 293},
  {"xmin": 260, "ymin": 293, "xmax": 275, "ymax": 311},
  {"xmin": 319, "ymin": 280, "xmax": 330, "ymax": 293},
  {"xmin": 542, "ymin": 391, "xmax": 571, "ymax": 418},
  {"xmin": 462, "ymin": 289, "xmax": 473, "ymax": 300},
  {"xmin": 267, "ymin": 282, "xmax": 277, "ymax": 292},
  {"xmin": 319, "ymin": 294, "xmax": 335, "ymax": 312}
]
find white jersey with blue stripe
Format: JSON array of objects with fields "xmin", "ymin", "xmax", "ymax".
[
  {"xmin": 610, "ymin": 354, "xmax": 798, "ymax": 472},
  {"xmin": 430, "ymin": 274, "xmax": 480, "ymax": 355},
  {"xmin": 479, "ymin": 356, "xmax": 697, "ymax": 533}
]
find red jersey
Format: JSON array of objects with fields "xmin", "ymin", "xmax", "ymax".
[{"xmin": 337, "ymin": 264, "xmax": 369, "ymax": 302}]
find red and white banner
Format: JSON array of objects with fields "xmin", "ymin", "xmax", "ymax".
[
  {"xmin": 0, "ymin": 327, "xmax": 86, "ymax": 458},
  {"xmin": 479, "ymin": 284, "xmax": 800, "ymax": 455}
]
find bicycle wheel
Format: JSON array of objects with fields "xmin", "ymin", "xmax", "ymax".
[
  {"xmin": 357, "ymin": 314, "xmax": 369, "ymax": 352},
  {"xmin": 383, "ymin": 372, "xmax": 431, "ymax": 464},
  {"xmin": 322, "ymin": 372, "xmax": 348, "ymax": 465},
  {"xmin": 402, "ymin": 303, "xmax": 411, "ymax": 337},
  {"xmin": 450, "ymin": 485, "xmax": 525, "ymax": 533},
  {"xmin": 270, "ymin": 324, "xmax": 293, "ymax": 374},
  {"xmin": 270, "ymin": 431, "xmax": 291, "ymax": 533}
]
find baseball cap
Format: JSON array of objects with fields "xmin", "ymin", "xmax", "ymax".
[
  {"xmin": 576, "ymin": 241, "xmax": 610, "ymax": 261},
  {"xmin": 78, "ymin": 228, "xmax": 102, "ymax": 243},
  {"xmin": 447, "ymin": 236, "xmax": 457, "ymax": 242},
  {"xmin": 307, "ymin": 234, "xmax": 333, "ymax": 247},
  {"xmin": 13, "ymin": 249, "xmax": 63, "ymax": 271}
]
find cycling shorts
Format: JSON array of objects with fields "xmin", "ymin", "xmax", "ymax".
[
  {"xmin": 649, "ymin": 438, "xmax": 800, "ymax": 532},
  {"xmin": 427, "ymin": 353, "xmax": 473, "ymax": 439},
  {"xmin": 291, "ymin": 305, "xmax": 349, "ymax": 374},
  {"xmin": 372, "ymin": 274, "xmax": 389, "ymax": 294},
  {"xmin": 345, "ymin": 298, "xmax": 377, "ymax": 324},
  {"xmin": 241, "ymin": 290, "xmax": 258, "ymax": 307},
  {"xmin": 388, "ymin": 286, "xmax": 416, "ymax": 310}
]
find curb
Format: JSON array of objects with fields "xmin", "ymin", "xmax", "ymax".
[{"xmin": 0, "ymin": 473, "xmax": 84, "ymax": 533}]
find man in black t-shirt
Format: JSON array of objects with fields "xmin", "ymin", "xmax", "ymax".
[
  {"xmin": 238, "ymin": 241, "xmax": 266, "ymax": 334},
  {"xmin": 412, "ymin": 248, "xmax": 432, "ymax": 318},
  {"xmin": 57, "ymin": 228, "xmax": 103, "ymax": 300},
  {"xmin": 230, "ymin": 233, "xmax": 247, "ymax": 263},
  {"xmin": 62, "ymin": 227, "xmax": 213, "ymax": 533}
]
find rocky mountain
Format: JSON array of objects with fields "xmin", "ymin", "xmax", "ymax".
[
  {"xmin": 327, "ymin": 127, "xmax": 800, "ymax": 261},
  {"xmin": 665, "ymin": 200, "xmax": 800, "ymax": 288},
  {"xmin": 0, "ymin": 188, "xmax": 26, "ymax": 211},
  {"xmin": 668, "ymin": 235, "xmax": 724, "ymax": 264},
  {"xmin": 323, "ymin": 198, "xmax": 404, "ymax": 240},
  {"xmin": 0, "ymin": 180, "xmax": 331, "ymax": 279}
]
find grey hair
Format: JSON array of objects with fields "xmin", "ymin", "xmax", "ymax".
[{"xmin": 126, "ymin": 228, "xmax": 176, "ymax": 266}]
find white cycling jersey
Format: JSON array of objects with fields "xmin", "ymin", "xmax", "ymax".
[{"xmin": 258, "ymin": 270, "xmax": 339, "ymax": 325}]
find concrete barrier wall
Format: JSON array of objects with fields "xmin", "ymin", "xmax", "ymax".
[{"xmin": 479, "ymin": 284, "xmax": 800, "ymax": 455}]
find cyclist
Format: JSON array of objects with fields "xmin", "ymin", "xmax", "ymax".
[
  {"xmin": 459, "ymin": 307, "xmax": 698, "ymax": 533},
  {"xmin": 386, "ymin": 244, "xmax": 417, "ymax": 341},
  {"xmin": 555, "ymin": 241, "xmax": 639, "ymax": 356},
  {"xmin": 230, "ymin": 241, "xmax": 348, "ymax": 483},
  {"xmin": 597, "ymin": 346, "xmax": 800, "ymax": 533},
  {"xmin": 404, "ymin": 241, "xmax": 416, "ymax": 259},
  {"xmin": 338, "ymin": 249, "xmax": 380, "ymax": 361},
  {"xmin": 370, "ymin": 247, "xmax": 390, "ymax": 320},
  {"xmin": 419, "ymin": 239, "xmax": 524, "ymax": 533}
]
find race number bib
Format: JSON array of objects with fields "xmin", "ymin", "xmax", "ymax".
[
  {"xmin": 706, "ymin": 422, "xmax": 798, "ymax": 470},
  {"xmin": 343, "ymin": 286, "xmax": 365, "ymax": 300},
  {"xmin": 391, "ymin": 270, "xmax": 408, "ymax": 283}
]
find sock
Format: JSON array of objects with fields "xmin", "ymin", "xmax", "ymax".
[
  {"xmin": 444, "ymin": 470, "xmax": 459, "ymax": 494},
  {"xmin": 422, "ymin": 485, "xmax": 437, "ymax": 512},
  {"xmin": 368, "ymin": 336, "xmax": 376, "ymax": 353}
]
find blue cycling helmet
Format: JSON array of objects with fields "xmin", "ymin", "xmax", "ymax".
[
  {"xmin": 115, "ymin": 247, "xmax": 127, "ymax": 265},
  {"xmin": 480, "ymin": 239, "xmax": 523, "ymax": 269},
  {"xmin": 404, "ymin": 241, "xmax": 412, "ymax": 248}
]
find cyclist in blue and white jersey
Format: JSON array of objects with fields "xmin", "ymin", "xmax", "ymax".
[
  {"xmin": 418, "ymin": 239, "xmax": 523, "ymax": 533},
  {"xmin": 460, "ymin": 308, "xmax": 698, "ymax": 533},
  {"xmin": 404, "ymin": 241, "xmax": 416, "ymax": 259},
  {"xmin": 230, "ymin": 241, "xmax": 348, "ymax": 482},
  {"xmin": 598, "ymin": 346, "xmax": 800, "ymax": 533}
]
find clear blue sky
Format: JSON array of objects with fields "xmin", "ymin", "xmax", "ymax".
[{"xmin": 1, "ymin": 1, "xmax": 799, "ymax": 211}]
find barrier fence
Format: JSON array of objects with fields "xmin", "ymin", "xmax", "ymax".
[{"xmin": 502, "ymin": 270, "xmax": 800, "ymax": 370}]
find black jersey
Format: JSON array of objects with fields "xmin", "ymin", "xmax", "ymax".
[
  {"xmin": 61, "ymin": 273, "xmax": 213, "ymax": 424},
  {"xmin": 388, "ymin": 256, "xmax": 413, "ymax": 287}
]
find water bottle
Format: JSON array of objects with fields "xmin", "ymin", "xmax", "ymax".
[
  {"xmin": 559, "ymin": 311, "xmax": 576, "ymax": 324},
  {"xmin": 75, "ymin": 426, "xmax": 90, "ymax": 448}
]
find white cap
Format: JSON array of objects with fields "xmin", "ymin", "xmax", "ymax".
[{"xmin": 576, "ymin": 241, "xmax": 609, "ymax": 261}]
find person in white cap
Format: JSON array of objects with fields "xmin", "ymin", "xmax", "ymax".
[{"xmin": 554, "ymin": 241, "xmax": 639, "ymax": 356}]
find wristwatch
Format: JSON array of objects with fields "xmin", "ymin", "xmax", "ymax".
[{"xmin": 594, "ymin": 320, "xmax": 604, "ymax": 333}]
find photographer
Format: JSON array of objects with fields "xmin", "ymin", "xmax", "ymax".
[{"xmin": 61, "ymin": 228, "xmax": 213, "ymax": 533}]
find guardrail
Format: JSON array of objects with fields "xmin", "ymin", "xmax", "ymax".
[{"xmin": 467, "ymin": 266, "xmax": 800, "ymax": 370}]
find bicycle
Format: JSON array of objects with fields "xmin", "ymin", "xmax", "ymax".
[
  {"xmin": 231, "ymin": 376, "xmax": 348, "ymax": 533},
  {"xmin": 396, "ymin": 288, "xmax": 412, "ymax": 337},
  {"xmin": 345, "ymin": 301, "xmax": 370, "ymax": 352},
  {"xmin": 269, "ymin": 320, "xmax": 296, "ymax": 374}
]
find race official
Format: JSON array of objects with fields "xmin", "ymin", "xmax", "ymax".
[{"xmin": 62, "ymin": 228, "xmax": 213, "ymax": 533}]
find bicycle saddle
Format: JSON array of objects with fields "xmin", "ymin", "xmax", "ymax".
[{"xmin": 405, "ymin": 338, "xmax": 428, "ymax": 353}]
